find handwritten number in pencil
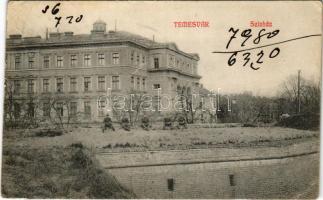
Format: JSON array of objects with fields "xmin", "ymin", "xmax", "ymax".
[
  {"xmin": 254, "ymin": 29, "xmax": 280, "ymax": 44},
  {"xmin": 51, "ymin": 3, "xmax": 61, "ymax": 15},
  {"xmin": 242, "ymin": 52, "xmax": 251, "ymax": 67},
  {"xmin": 226, "ymin": 28, "xmax": 239, "ymax": 49},
  {"xmin": 269, "ymin": 47, "xmax": 280, "ymax": 58},
  {"xmin": 256, "ymin": 50, "xmax": 264, "ymax": 64},
  {"xmin": 41, "ymin": 3, "xmax": 83, "ymax": 28},
  {"xmin": 241, "ymin": 29, "xmax": 252, "ymax": 47},
  {"xmin": 42, "ymin": 5, "xmax": 49, "ymax": 14},
  {"xmin": 66, "ymin": 16, "xmax": 73, "ymax": 24},
  {"xmin": 228, "ymin": 52, "xmax": 237, "ymax": 66},
  {"xmin": 55, "ymin": 17, "xmax": 62, "ymax": 28},
  {"xmin": 250, "ymin": 62, "xmax": 260, "ymax": 70},
  {"xmin": 75, "ymin": 15, "xmax": 83, "ymax": 23}
]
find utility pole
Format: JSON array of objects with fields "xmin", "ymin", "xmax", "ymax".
[
  {"xmin": 297, "ymin": 70, "xmax": 301, "ymax": 114},
  {"xmin": 45, "ymin": 28, "xmax": 48, "ymax": 40}
]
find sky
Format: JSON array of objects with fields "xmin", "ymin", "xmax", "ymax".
[{"xmin": 6, "ymin": 1, "xmax": 322, "ymax": 96}]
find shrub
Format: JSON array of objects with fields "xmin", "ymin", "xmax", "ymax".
[
  {"xmin": 69, "ymin": 143, "xmax": 84, "ymax": 149},
  {"xmin": 34, "ymin": 129, "xmax": 63, "ymax": 137}
]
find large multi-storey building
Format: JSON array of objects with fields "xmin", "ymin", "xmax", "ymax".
[{"xmin": 5, "ymin": 20, "xmax": 207, "ymax": 123}]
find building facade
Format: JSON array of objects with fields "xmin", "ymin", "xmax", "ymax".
[{"xmin": 5, "ymin": 21, "xmax": 209, "ymax": 123}]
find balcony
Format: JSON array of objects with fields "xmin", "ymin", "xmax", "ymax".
[{"xmin": 147, "ymin": 67, "xmax": 201, "ymax": 79}]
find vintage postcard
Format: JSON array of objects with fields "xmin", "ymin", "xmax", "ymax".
[{"xmin": 2, "ymin": 1, "xmax": 321, "ymax": 199}]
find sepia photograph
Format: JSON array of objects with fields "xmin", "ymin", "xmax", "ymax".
[{"xmin": 1, "ymin": 1, "xmax": 322, "ymax": 199}]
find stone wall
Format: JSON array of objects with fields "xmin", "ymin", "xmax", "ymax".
[
  {"xmin": 108, "ymin": 153, "xmax": 318, "ymax": 198},
  {"xmin": 96, "ymin": 140, "xmax": 319, "ymax": 198}
]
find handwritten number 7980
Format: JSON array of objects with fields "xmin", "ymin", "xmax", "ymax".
[{"xmin": 225, "ymin": 28, "xmax": 280, "ymax": 70}]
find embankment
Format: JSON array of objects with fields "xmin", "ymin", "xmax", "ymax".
[{"xmin": 96, "ymin": 139, "xmax": 319, "ymax": 198}]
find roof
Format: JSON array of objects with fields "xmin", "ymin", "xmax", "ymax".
[{"xmin": 7, "ymin": 30, "xmax": 199, "ymax": 60}]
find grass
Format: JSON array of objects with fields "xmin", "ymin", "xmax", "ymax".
[
  {"xmin": 1, "ymin": 143, "xmax": 135, "ymax": 198},
  {"xmin": 9, "ymin": 126, "xmax": 318, "ymax": 152}
]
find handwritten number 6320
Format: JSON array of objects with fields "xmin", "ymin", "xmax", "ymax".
[{"xmin": 228, "ymin": 47, "xmax": 280, "ymax": 70}]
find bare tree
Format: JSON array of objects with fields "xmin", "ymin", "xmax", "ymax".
[
  {"xmin": 278, "ymin": 75, "xmax": 320, "ymax": 115},
  {"xmin": 111, "ymin": 90, "xmax": 147, "ymax": 126},
  {"xmin": 42, "ymin": 94, "xmax": 83, "ymax": 131}
]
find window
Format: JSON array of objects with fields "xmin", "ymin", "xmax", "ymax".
[
  {"xmin": 131, "ymin": 76, "xmax": 135, "ymax": 89},
  {"xmin": 27, "ymin": 103, "xmax": 35, "ymax": 117},
  {"xmin": 84, "ymin": 77, "xmax": 91, "ymax": 92},
  {"xmin": 136, "ymin": 77, "xmax": 140, "ymax": 90},
  {"xmin": 56, "ymin": 78, "xmax": 63, "ymax": 93},
  {"xmin": 57, "ymin": 56, "xmax": 63, "ymax": 67},
  {"xmin": 98, "ymin": 53, "xmax": 105, "ymax": 65},
  {"xmin": 28, "ymin": 53, "xmax": 35, "ymax": 69},
  {"xmin": 70, "ymin": 55, "xmax": 77, "ymax": 67},
  {"xmin": 56, "ymin": 102, "xmax": 63, "ymax": 116},
  {"xmin": 136, "ymin": 54, "xmax": 140, "ymax": 65},
  {"xmin": 169, "ymin": 55, "xmax": 174, "ymax": 67},
  {"xmin": 142, "ymin": 55, "xmax": 145, "ymax": 64},
  {"xmin": 176, "ymin": 60, "xmax": 180, "ymax": 68},
  {"xmin": 98, "ymin": 76, "xmax": 105, "ymax": 91},
  {"xmin": 70, "ymin": 102, "xmax": 77, "ymax": 117},
  {"xmin": 199, "ymin": 101, "xmax": 203, "ymax": 108},
  {"xmin": 167, "ymin": 179, "xmax": 174, "ymax": 191},
  {"xmin": 13, "ymin": 80, "xmax": 21, "ymax": 94},
  {"xmin": 142, "ymin": 78, "xmax": 146, "ymax": 90},
  {"xmin": 15, "ymin": 55, "xmax": 21, "ymax": 69},
  {"xmin": 14, "ymin": 103, "xmax": 21, "ymax": 119},
  {"xmin": 43, "ymin": 102, "xmax": 50, "ymax": 117},
  {"xmin": 43, "ymin": 79, "xmax": 50, "ymax": 93},
  {"xmin": 130, "ymin": 51, "xmax": 134, "ymax": 63},
  {"xmin": 112, "ymin": 76, "xmax": 120, "ymax": 90},
  {"xmin": 153, "ymin": 84, "xmax": 160, "ymax": 89},
  {"xmin": 229, "ymin": 174, "xmax": 236, "ymax": 186},
  {"xmin": 112, "ymin": 53, "xmax": 120, "ymax": 65},
  {"xmin": 84, "ymin": 101, "xmax": 91, "ymax": 118},
  {"xmin": 70, "ymin": 77, "xmax": 77, "ymax": 92},
  {"xmin": 154, "ymin": 58, "xmax": 159, "ymax": 69},
  {"xmin": 44, "ymin": 55, "xmax": 50, "ymax": 68},
  {"xmin": 84, "ymin": 54, "xmax": 91, "ymax": 66},
  {"xmin": 98, "ymin": 100, "xmax": 106, "ymax": 117},
  {"xmin": 27, "ymin": 79, "xmax": 35, "ymax": 93}
]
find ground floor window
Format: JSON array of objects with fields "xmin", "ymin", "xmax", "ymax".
[
  {"xmin": 84, "ymin": 101, "xmax": 91, "ymax": 118},
  {"xmin": 27, "ymin": 103, "xmax": 35, "ymax": 118},
  {"xmin": 56, "ymin": 102, "xmax": 64, "ymax": 117},
  {"xmin": 43, "ymin": 102, "xmax": 50, "ymax": 117},
  {"xmin": 14, "ymin": 103, "xmax": 20, "ymax": 119},
  {"xmin": 70, "ymin": 102, "xmax": 77, "ymax": 117},
  {"xmin": 98, "ymin": 100, "xmax": 106, "ymax": 117}
]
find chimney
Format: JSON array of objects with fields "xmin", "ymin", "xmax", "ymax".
[
  {"xmin": 23, "ymin": 36, "xmax": 41, "ymax": 42},
  {"xmin": 49, "ymin": 32, "xmax": 62, "ymax": 39},
  {"xmin": 9, "ymin": 34, "xmax": 22, "ymax": 39},
  {"xmin": 64, "ymin": 31, "xmax": 74, "ymax": 37}
]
